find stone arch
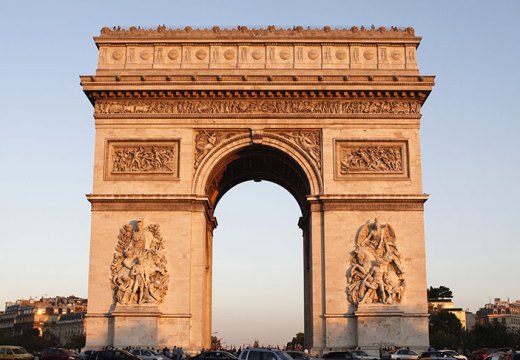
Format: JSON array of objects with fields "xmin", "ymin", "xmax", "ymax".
[{"xmin": 192, "ymin": 131, "xmax": 322, "ymax": 210}]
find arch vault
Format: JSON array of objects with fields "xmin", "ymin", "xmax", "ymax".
[{"xmin": 81, "ymin": 26, "xmax": 434, "ymax": 354}]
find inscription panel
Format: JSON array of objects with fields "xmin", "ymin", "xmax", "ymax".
[
  {"xmin": 105, "ymin": 140, "xmax": 180, "ymax": 180},
  {"xmin": 335, "ymin": 140, "xmax": 409, "ymax": 180}
]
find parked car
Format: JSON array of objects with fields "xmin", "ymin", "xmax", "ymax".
[
  {"xmin": 0, "ymin": 346, "xmax": 34, "ymax": 360},
  {"xmin": 349, "ymin": 350, "xmax": 379, "ymax": 360},
  {"xmin": 238, "ymin": 348, "xmax": 293, "ymax": 360},
  {"xmin": 438, "ymin": 351, "xmax": 466, "ymax": 360},
  {"xmin": 390, "ymin": 350, "xmax": 419, "ymax": 360},
  {"xmin": 41, "ymin": 349, "xmax": 79, "ymax": 360},
  {"xmin": 129, "ymin": 349, "xmax": 165, "ymax": 360},
  {"xmin": 190, "ymin": 351, "xmax": 238, "ymax": 360},
  {"xmin": 471, "ymin": 349, "xmax": 496, "ymax": 360},
  {"xmin": 79, "ymin": 352, "xmax": 96, "ymax": 360},
  {"xmin": 418, "ymin": 352, "xmax": 456, "ymax": 360},
  {"xmin": 285, "ymin": 351, "xmax": 318, "ymax": 360},
  {"xmin": 323, "ymin": 352, "xmax": 356, "ymax": 360},
  {"xmin": 88, "ymin": 350, "xmax": 140, "ymax": 360}
]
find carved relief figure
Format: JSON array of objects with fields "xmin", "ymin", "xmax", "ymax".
[
  {"xmin": 340, "ymin": 146, "xmax": 403, "ymax": 174},
  {"xmin": 278, "ymin": 130, "xmax": 321, "ymax": 169},
  {"xmin": 111, "ymin": 145, "xmax": 176, "ymax": 174},
  {"xmin": 194, "ymin": 130, "xmax": 241, "ymax": 168},
  {"xmin": 346, "ymin": 219, "xmax": 405, "ymax": 305},
  {"xmin": 110, "ymin": 219, "xmax": 169, "ymax": 305}
]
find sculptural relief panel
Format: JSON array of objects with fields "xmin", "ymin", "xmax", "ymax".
[
  {"xmin": 346, "ymin": 219, "xmax": 405, "ymax": 306},
  {"xmin": 378, "ymin": 46, "xmax": 405, "ymax": 69},
  {"xmin": 153, "ymin": 46, "xmax": 182, "ymax": 69},
  {"xmin": 181, "ymin": 45, "xmax": 210, "ymax": 69},
  {"xmin": 350, "ymin": 46, "xmax": 378, "ymax": 69},
  {"xmin": 210, "ymin": 46, "xmax": 238, "ymax": 69},
  {"xmin": 335, "ymin": 140, "xmax": 409, "ymax": 180},
  {"xmin": 110, "ymin": 219, "xmax": 169, "ymax": 306},
  {"xmin": 266, "ymin": 129, "xmax": 321, "ymax": 170},
  {"xmin": 105, "ymin": 140, "xmax": 180, "ymax": 180},
  {"xmin": 266, "ymin": 46, "xmax": 294, "ymax": 69},
  {"xmin": 126, "ymin": 46, "xmax": 154, "ymax": 68},
  {"xmin": 322, "ymin": 46, "xmax": 350, "ymax": 69},
  {"xmin": 294, "ymin": 46, "xmax": 322, "ymax": 69},
  {"xmin": 194, "ymin": 129, "xmax": 246, "ymax": 168}
]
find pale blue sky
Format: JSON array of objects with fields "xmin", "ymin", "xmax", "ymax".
[{"xmin": 1, "ymin": 0, "xmax": 519, "ymax": 347}]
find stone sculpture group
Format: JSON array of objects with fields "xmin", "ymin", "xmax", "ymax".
[
  {"xmin": 110, "ymin": 219, "xmax": 169, "ymax": 305},
  {"xmin": 347, "ymin": 219, "xmax": 405, "ymax": 305}
]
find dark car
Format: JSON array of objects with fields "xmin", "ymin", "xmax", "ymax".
[
  {"xmin": 323, "ymin": 352, "xmax": 356, "ymax": 360},
  {"xmin": 88, "ymin": 350, "xmax": 140, "ymax": 360},
  {"xmin": 191, "ymin": 352, "xmax": 238, "ymax": 360},
  {"xmin": 41, "ymin": 349, "xmax": 79, "ymax": 360}
]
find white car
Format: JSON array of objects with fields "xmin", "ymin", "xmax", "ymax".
[
  {"xmin": 350, "ymin": 350, "xmax": 379, "ymax": 360},
  {"xmin": 129, "ymin": 349, "xmax": 165, "ymax": 360},
  {"xmin": 390, "ymin": 350, "xmax": 418, "ymax": 360},
  {"xmin": 438, "ymin": 351, "xmax": 466, "ymax": 360}
]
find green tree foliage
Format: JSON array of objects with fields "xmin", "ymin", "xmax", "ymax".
[
  {"xmin": 464, "ymin": 322, "xmax": 520, "ymax": 350},
  {"xmin": 65, "ymin": 335, "xmax": 86, "ymax": 350},
  {"xmin": 286, "ymin": 332, "xmax": 304, "ymax": 349},
  {"xmin": 429, "ymin": 311, "xmax": 463, "ymax": 350},
  {"xmin": 427, "ymin": 286, "xmax": 453, "ymax": 299}
]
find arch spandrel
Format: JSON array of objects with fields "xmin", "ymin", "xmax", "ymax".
[{"xmin": 192, "ymin": 130, "xmax": 323, "ymax": 210}]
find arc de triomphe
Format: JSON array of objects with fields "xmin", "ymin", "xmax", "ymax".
[{"xmin": 81, "ymin": 26, "xmax": 434, "ymax": 353}]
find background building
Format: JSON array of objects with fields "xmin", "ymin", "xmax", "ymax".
[{"xmin": 476, "ymin": 298, "xmax": 520, "ymax": 331}]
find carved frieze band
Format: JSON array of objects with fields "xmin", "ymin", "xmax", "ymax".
[
  {"xmin": 105, "ymin": 140, "xmax": 180, "ymax": 180},
  {"xmin": 335, "ymin": 140, "xmax": 409, "ymax": 180},
  {"xmin": 95, "ymin": 99, "xmax": 421, "ymax": 116}
]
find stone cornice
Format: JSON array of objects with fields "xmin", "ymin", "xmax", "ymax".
[
  {"xmin": 86, "ymin": 193, "xmax": 211, "ymax": 212},
  {"xmin": 95, "ymin": 25, "xmax": 420, "ymax": 44},
  {"xmin": 308, "ymin": 194, "xmax": 429, "ymax": 211}
]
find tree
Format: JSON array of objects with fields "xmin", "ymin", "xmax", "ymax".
[
  {"xmin": 211, "ymin": 336, "xmax": 221, "ymax": 349},
  {"xmin": 427, "ymin": 286, "xmax": 453, "ymax": 299},
  {"xmin": 286, "ymin": 332, "xmax": 304, "ymax": 350},
  {"xmin": 429, "ymin": 311, "xmax": 463, "ymax": 350}
]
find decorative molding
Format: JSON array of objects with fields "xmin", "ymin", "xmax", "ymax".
[
  {"xmin": 335, "ymin": 140, "xmax": 409, "ymax": 180},
  {"xmin": 110, "ymin": 219, "xmax": 169, "ymax": 305},
  {"xmin": 95, "ymin": 99, "xmax": 421, "ymax": 116},
  {"xmin": 347, "ymin": 219, "xmax": 405, "ymax": 307},
  {"xmin": 194, "ymin": 130, "xmax": 245, "ymax": 168},
  {"xmin": 105, "ymin": 140, "xmax": 180, "ymax": 180},
  {"xmin": 98, "ymin": 25, "xmax": 417, "ymax": 38}
]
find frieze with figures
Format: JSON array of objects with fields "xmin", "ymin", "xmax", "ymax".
[
  {"xmin": 336, "ymin": 140, "xmax": 409, "ymax": 179},
  {"xmin": 105, "ymin": 140, "xmax": 179, "ymax": 180},
  {"xmin": 95, "ymin": 99, "xmax": 421, "ymax": 116},
  {"xmin": 110, "ymin": 219, "xmax": 169, "ymax": 305},
  {"xmin": 347, "ymin": 219, "xmax": 405, "ymax": 306}
]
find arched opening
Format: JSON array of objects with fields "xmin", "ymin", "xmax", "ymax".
[
  {"xmin": 202, "ymin": 143, "xmax": 314, "ymax": 348},
  {"xmin": 212, "ymin": 181, "xmax": 303, "ymax": 347}
]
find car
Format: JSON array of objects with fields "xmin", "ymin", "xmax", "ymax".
[
  {"xmin": 438, "ymin": 351, "xmax": 466, "ymax": 360},
  {"xmin": 323, "ymin": 352, "xmax": 356, "ymax": 360},
  {"xmin": 238, "ymin": 348, "xmax": 293, "ymax": 360},
  {"xmin": 418, "ymin": 352, "xmax": 456, "ymax": 360},
  {"xmin": 88, "ymin": 350, "xmax": 140, "ymax": 360},
  {"xmin": 390, "ymin": 350, "xmax": 418, "ymax": 360},
  {"xmin": 80, "ymin": 352, "xmax": 96, "ymax": 360},
  {"xmin": 285, "ymin": 351, "xmax": 318, "ymax": 360},
  {"xmin": 190, "ymin": 351, "xmax": 239, "ymax": 360},
  {"xmin": 129, "ymin": 350, "xmax": 165, "ymax": 360},
  {"xmin": 471, "ymin": 349, "xmax": 496, "ymax": 360},
  {"xmin": 0, "ymin": 346, "xmax": 34, "ymax": 360},
  {"xmin": 349, "ymin": 350, "xmax": 379, "ymax": 360},
  {"xmin": 41, "ymin": 349, "xmax": 79, "ymax": 360}
]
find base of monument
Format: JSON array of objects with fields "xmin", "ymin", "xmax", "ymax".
[
  {"xmin": 110, "ymin": 304, "xmax": 161, "ymax": 348},
  {"xmin": 354, "ymin": 304, "xmax": 429, "ymax": 355}
]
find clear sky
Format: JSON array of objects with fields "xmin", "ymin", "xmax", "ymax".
[{"xmin": 1, "ymin": 0, "xmax": 519, "ymax": 348}]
